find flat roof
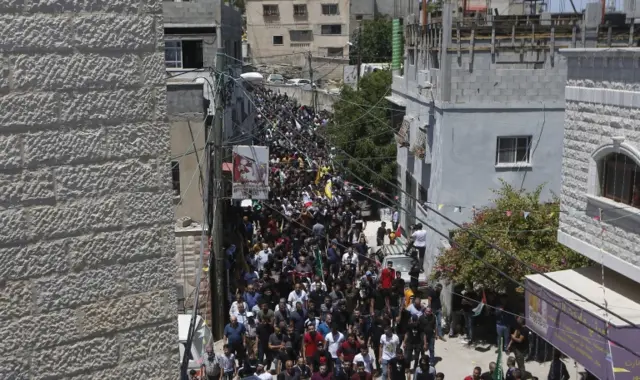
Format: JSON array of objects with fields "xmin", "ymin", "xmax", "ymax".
[{"xmin": 526, "ymin": 266, "xmax": 640, "ymax": 326}]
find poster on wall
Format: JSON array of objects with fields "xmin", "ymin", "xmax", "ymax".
[{"xmin": 232, "ymin": 145, "xmax": 269, "ymax": 200}]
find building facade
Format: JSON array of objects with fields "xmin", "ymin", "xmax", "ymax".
[
  {"xmin": 164, "ymin": 0, "xmax": 254, "ymax": 223},
  {"xmin": 525, "ymin": 47, "xmax": 640, "ymax": 380},
  {"xmin": 245, "ymin": 0, "xmax": 351, "ymax": 67},
  {"xmin": 0, "ymin": 1, "xmax": 177, "ymax": 378}
]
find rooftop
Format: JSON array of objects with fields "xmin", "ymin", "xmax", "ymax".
[{"xmin": 526, "ymin": 266, "xmax": 640, "ymax": 326}]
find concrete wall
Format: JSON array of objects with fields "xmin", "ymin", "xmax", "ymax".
[
  {"xmin": 163, "ymin": 0, "xmax": 220, "ymax": 25},
  {"xmin": 168, "ymin": 84, "xmax": 207, "ymax": 223},
  {"xmin": 0, "ymin": 2, "xmax": 177, "ymax": 379},
  {"xmin": 558, "ymin": 48, "xmax": 640, "ymax": 284},
  {"xmin": 265, "ymin": 84, "xmax": 339, "ymax": 111},
  {"xmin": 246, "ymin": 0, "xmax": 351, "ymax": 64}
]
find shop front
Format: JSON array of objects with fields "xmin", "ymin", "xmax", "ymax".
[{"xmin": 525, "ymin": 267, "xmax": 640, "ymax": 380}]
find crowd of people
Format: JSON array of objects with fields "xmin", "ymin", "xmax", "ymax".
[{"xmin": 193, "ymin": 87, "xmax": 549, "ymax": 380}]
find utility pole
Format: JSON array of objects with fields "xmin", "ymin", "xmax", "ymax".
[
  {"xmin": 356, "ymin": 27, "xmax": 362, "ymax": 90},
  {"xmin": 307, "ymin": 51, "xmax": 317, "ymax": 111},
  {"xmin": 211, "ymin": 51, "xmax": 226, "ymax": 339}
]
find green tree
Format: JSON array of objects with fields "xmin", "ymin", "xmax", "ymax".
[
  {"xmin": 433, "ymin": 181, "xmax": 591, "ymax": 292},
  {"xmin": 326, "ymin": 69, "xmax": 396, "ymax": 194},
  {"xmin": 349, "ymin": 18, "xmax": 394, "ymax": 65}
]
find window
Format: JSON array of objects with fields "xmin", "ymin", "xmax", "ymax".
[
  {"xmin": 321, "ymin": 4, "xmax": 339, "ymax": 14},
  {"xmin": 272, "ymin": 35, "xmax": 284, "ymax": 45},
  {"xmin": 263, "ymin": 4, "xmax": 279, "ymax": 16},
  {"xmin": 321, "ymin": 24, "xmax": 342, "ymax": 35},
  {"xmin": 599, "ymin": 153, "xmax": 640, "ymax": 207},
  {"xmin": 327, "ymin": 47, "xmax": 344, "ymax": 57},
  {"xmin": 164, "ymin": 40, "xmax": 203, "ymax": 69},
  {"xmin": 171, "ymin": 161, "xmax": 180, "ymax": 196},
  {"xmin": 496, "ymin": 136, "xmax": 531, "ymax": 165},
  {"xmin": 355, "ymin": 15, "xmax": 363, "ymax": 20},
  {"xmin": 293, "ymin": 4, "xmax": 307, "ymax": 15},
  {"xmin": 419, "ymin": 185, "xmax": 428, "ymax": 203},
  {"xmin": 289, "ymin": 30, "xmax": 313, "ymax": 42},
  {"xmin": 408, "ymin": 48, "xmax": 415, "ymax": 65}
]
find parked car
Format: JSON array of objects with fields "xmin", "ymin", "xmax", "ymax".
[
  {"xmin": 286, "ymin": 78, "xmax": 316, "ymax": 87},
  {"xmin": 266, "ymin": 73, "xmax": 285, "ymax": 84}
]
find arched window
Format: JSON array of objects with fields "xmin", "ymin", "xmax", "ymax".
[{"xmin": 599, "ymin": 153, "xmax": 640, "ymax": 207}]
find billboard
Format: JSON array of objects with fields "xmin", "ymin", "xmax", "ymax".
[
  {"xmin": 232, "ymin": 145, "xmax": 269, "ymax": 200},
  {"xmin": 525, "ymin": 279, "xmax": 640, "ymax": 380}
]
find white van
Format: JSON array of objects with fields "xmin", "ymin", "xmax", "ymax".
[{"xmin": 178, "ymin": 314, "xmax": 214, "ymax": 372}]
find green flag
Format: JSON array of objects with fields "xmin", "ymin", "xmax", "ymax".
[{"xmin": 493, "ymin": 337, "xmax": 504, "ymax": 380}]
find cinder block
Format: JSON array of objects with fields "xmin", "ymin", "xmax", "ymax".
[
  {"xmin": 0, "ymin": 280, "xmax": 32, "ymax": 321},
  {"xmin": 106, "ymin": 122, "xmax": 168, "ymax": 159},
  {"xmin": 0, "ymin": 208, "xmax": 30, "ymax": 245},
  {"xmin": 154, "ymin": 15, "xmax": 164, "ymax": 50},
  {"xmin": 12, "ymin": 53, "xmax": 142, "ymax": 91},
  {"xmin": 122, "ymin": 256, "xmax": 176, "ymax": 294},
  {"xmin": 32, "ymin": 337, "xmax": 120, "ymax": 379},
  {"xmin": 0, "ymin": 239, "xmax": 68, "ymax": 281},
  {"xmin": 28, "ymin": 196, "xmax": 123, "ymax": 239},
  {"xmin": 0, "ymin": 134, "xmax": 22, "ymax": 169},
  {"xmin": 0, "ymin": 92, "xmax": 61, "ymax": 129},
  {"xmin": 154, "ymin": 86, "xmax": 168, "ymax": 121},
  {"xmin": 54, "ymin": 160, "xmax": 159, "ymax": 201},
  {"xmin": 68, "ymin": 225, "xmax": 172, "ymax": 271},
  {"xmin": 22, "ymin": 170, "xmax": 56, "ymax": 203},
  {"xmin": 141, "ymin": 53, "xmax": 165, "ymax": 86},
  {"xmin": 78, "ymin": 290, "xmax": 173, "ymax": 336},
  {"xmin": 23, "ymin": 128, "xmax": 108, "ymax": 166},
  {"xmin": 118, "ymin": 322, "xmax": 177, "ymax": 363},
  {"xmin": 73, "ymin": 14, "xmax": 154, "ymax": 50},
  {"xmin": 0, "ymin": 309, "xmax": 80, "ymax": 355},
  {"xmin": 34, "ymin": 265, "xmax": 125, "ymax": 311},
  {"xmin": 0, "ymin": 354, "xmax": 30, "ymax": 380},
  {"xmin": 59, "ymin": 89, "xmax": 154, "ymax": 123},
  {"xmin": 123, "ymin": 191, "xmax": 173, "ymax": 227},
  {"xmin": 0, "ymin": 15, "xmax": 73, "ymax": 52},
  {"xmin": 28, "ymin": 0, "xmax": 140, "ymax": 12}
]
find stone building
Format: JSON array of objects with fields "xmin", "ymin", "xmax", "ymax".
[{"xmin": 0, "ymin": 2, "xmax": 177, "ymax": 379}]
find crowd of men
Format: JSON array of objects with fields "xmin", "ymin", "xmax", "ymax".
[{"xmin": 194, "ymin": 87, "xmax": 549, "ymax": 380}]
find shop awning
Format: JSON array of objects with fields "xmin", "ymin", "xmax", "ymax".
[{"xmin": 525, "ymin": 267, "xmax": 640, "ymax": 380}]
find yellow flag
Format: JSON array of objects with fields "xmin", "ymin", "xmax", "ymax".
[
  {"xmin": 325, "ymin": 180, "xmax": 333, "ymax": 200},
  {"xmin": 314, "ymin": 169, "xmax": 321, "ymax": 185}
]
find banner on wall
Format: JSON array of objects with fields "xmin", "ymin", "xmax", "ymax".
[{"xmin": 232, "ymin": 145, "xmax": 270, "ymax": 200}]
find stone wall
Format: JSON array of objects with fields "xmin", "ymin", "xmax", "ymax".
[
  {"xmin": 558, "ymin": 48, "xmax": 640, "ymax": 284},
  {"xmin": 0, "ymin": 2, "xmax": 177, "ymax": 379},
  {"xmin": 265, "ymin": 84, "xmax": 338, "ymax": 112}
]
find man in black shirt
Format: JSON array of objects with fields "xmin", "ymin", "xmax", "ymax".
[
  {"xmin": 387, "ymin": 348, "xmax": 408, "ymax": 380},
  {"xmin": 419, "ymin": 308, "xmax": 436, "ymax": 365},
  {"xmin": 509, "ymin": 316, "xmax": 529, "ymax": 372},
  {"xmin": 403, "ymin": 316, "xmax": 425, "ymax": 369},
  {"xmin": 427, "ymin": 284, "xmax": 444, "ymax": 340},
  {"xmin": 395, "ymin": 308, "xmax": 412, "ymax": 346},
  {"xmin": 257, "ymin": 318, "xmax": 275, "ymax": 368},
  {"xmin": 377, "ymin": 222, "xmax": 387, "ymax": 246}
]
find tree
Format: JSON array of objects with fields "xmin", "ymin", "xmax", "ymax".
[
  {"xmin": 349, "ymin": 18, "xmax": 395, "ymax": 65},
  {"xmin": 326, "ymin": 69, "xmax": 396, "ymax": 194},
  {"xmin": 432, "ymin": 182, "xmax": 591, "ymax": 293}
]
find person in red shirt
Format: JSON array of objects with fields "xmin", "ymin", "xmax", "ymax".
[
  {"xmin": 337, "ymin": 333, "xmax": 361, "ymax": 363},
  {"xmin": 380, "ymin": 261, "xmax": 396, "ymax": 312},
  {"xmin": 304, "ymin": 324, "xmax": 325, "ymax": 364},
  {"xmin": 465, "ymin": 366, "xmax": 482, "ymax": 380}
]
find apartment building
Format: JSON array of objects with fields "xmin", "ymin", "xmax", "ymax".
[
  {"xmin": 164, "ymin": 0, "xmax": 255, "ymax": 223},
  {"xmin": 524, "ymin": 47, "xmax": 640, "ymax": 380},
  {"xmin": 245, "ymin": 0, "xmax": 351, "ymax": 67},
  {"xmin": 389, "ymin": 3, "xmax": 638, "ymax": 276}
]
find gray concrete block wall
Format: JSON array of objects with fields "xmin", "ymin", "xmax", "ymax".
[
  {"xmin": 449, "ymin": 51, "xmax": 568, "ymax": 104},
  {"xmin": 163, "ymin": 0, "xmax": 220, "ymax": 25},
  {"xmin": 0, "ymin": 1, "xmax": 177, "ymax": 379},
  {"xmin": 566, "ymin": 55, "xmax": 640, "ymax": 91}
]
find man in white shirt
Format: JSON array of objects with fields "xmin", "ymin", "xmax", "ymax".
[
  {"xmin": 288, "ymin": 282, "xmax": 308, "ymax": 309},
  {"xmin": 325, "ymin": 325, "xmax": 345, "ymax": 372},
  {"xmin": 379, "ymin": 325, "xmax": 400, "ymax": 380},
  {"xmin": 353, "ymin": 345, "xmax": 374, "ymax": 373},
  {"xmin": 410, "ymin": 224, "xmax": 428, "ymax": 267},
  {"xmin": 256, "ymin": 245, "xmax": 270, "ymax": 272},
  {"xmin": 232, "ymin": 302, "xmax": 250, "ymax": 326},
  {"xmin": 255, "ymin": 364, "xmax": 272, "ymax": 380}
]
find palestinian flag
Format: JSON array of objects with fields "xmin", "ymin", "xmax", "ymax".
[
  {"xmin": 395, "ymin": 225, "xmax": 406, "ymax": 238},
  {"xmin": 472, "ymin": 290, "xmax": 487, "ymax": 317}
]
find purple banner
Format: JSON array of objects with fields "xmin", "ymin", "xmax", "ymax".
[{"xmin": 525, "ymin": 279, "xmax": 640, "ymax": 380}]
